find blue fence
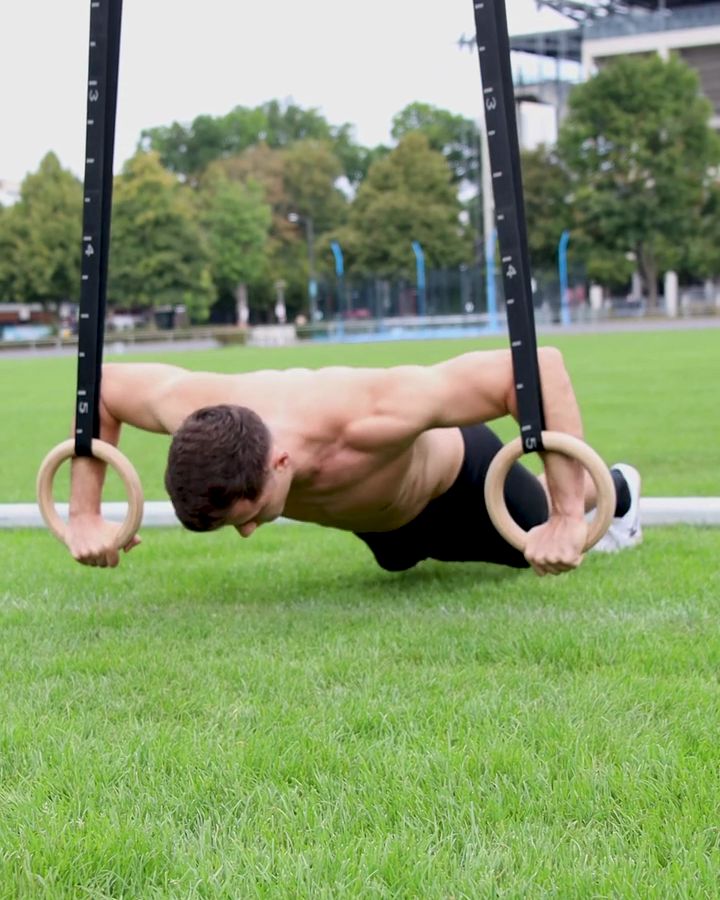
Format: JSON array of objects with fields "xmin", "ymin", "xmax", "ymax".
[{"xmin": 308, "ymin": 261, "xmax": 587, "ymax": 324}]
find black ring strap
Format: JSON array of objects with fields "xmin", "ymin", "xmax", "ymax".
[
  {"xmin": 74, "ymin": 0, "xmax": 123, "ymax": 457},
  {"xmin": 471, "ymin": 0, "xmax": 546, "ymax": 453}
]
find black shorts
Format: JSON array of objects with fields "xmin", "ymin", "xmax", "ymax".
[{"xmin": 354, "ymin": 424, "xmax": 549, "ymax": 571}]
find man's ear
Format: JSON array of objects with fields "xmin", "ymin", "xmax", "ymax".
[{"xmin": 272, "ymin": 450, "xmax": 290, "ymax": 471}]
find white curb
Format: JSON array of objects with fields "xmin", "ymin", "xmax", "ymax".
[
  {"xmin": 638, "ymin": 497, "xmax": 720, "ymax": 526},
  {"xmin": 1, "ymin": 498, "xmax": 720, "ymax": 529}
]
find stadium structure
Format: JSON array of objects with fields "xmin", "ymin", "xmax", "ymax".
[{"xmin": 483, "ymin": 0, "xmax": 720, "ymax": 144}]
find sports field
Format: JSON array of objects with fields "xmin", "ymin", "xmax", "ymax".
[{"xmin": 1, "ymin": 329, "xmax": 719, "ymax": 896}]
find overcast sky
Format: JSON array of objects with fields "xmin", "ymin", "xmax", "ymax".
[{"xmin": 2, "ymin": 0, "xmax": 571, "ymax": 185}]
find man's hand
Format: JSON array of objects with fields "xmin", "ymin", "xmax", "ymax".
[
  {"xmin": 523, "ymin": 514, "xmax": 587, "ymax": 576},
  {"xmin": 66, "ymin": 514, "xmax": 141, "ymax": 568}
]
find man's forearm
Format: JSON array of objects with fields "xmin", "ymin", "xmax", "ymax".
[
  {"xmin": 534, "ymin": 347, "xmax": 586, "ymax": 519},
  {"xmin": 69, "ymin": 400, "xmax": 121, "ymax": 518},
  {"xmin": 442, "ymin": 347, "xmax": 586, "ymax": 518},
  {"xmin": 69, "ymin": 457, "xmax": 107, "ymax": 517}
]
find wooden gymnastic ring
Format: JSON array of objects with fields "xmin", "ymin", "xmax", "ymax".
[
  {"xmin": 36, "ymin": 438, "xmax": 144, "ymax": 549},
  {"xmin": 484, "ymin": 431, "xmax": 615, "ymax": 553}
]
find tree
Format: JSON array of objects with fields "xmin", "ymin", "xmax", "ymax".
[
  {"xmin": 204, "ymin": 143, "xmax": 295, "ymax": 240},
  {"xmin": 139, "ymin": 107, "xmax": 268, "ymax": 178},
  {"xmin": 140, "ymin": 99, "xmax": 384, "ymax": 197},
  {"xmin": 558, "ymin": 54, "xmax": 720, "ymax": 304},
  {"xmin": 282, "ymin": 140, "xmax": 348, "ymax": 233},
  {"xmin": 520, "ymin": 145, "xmax": 573, "ymax": 271},
  {"xmin": 198, "ymin": 173, "xmax": 272, "ymax": 305},
  {"xmin": 260, "ymin": 99, "xmax": 334, "ymax": 146},
  {"xmin": 343, "ymin": 133, "xmax": 470, "ymax": 278},
  {"xmin": 109, "ymin": 151, "xmax": 214, "ymax": 321},
  {"xmin": 331, "ymin": 123, "xmax": 390, "ymax": 189},
  {"xmin": 391, "ymin": 102, "xmax": 481, "ymax": 185},
  {"xmin": 282, "ymin": 140, "xmax": 349, "ymax": 315},
  {"xmin": 0, "ymin": 153, "xmax": 82, "ymax": 305},
  {"xmin": 0, "ymin": 202, "xmax": 18, "ymax": 300},
  {"xmin": 200, "ymin": 145, "xmax": 311, "ymax": 318},
  {"xmin": 201, "ymin": 140, "xmax": 349, "ymax": 318},
  {"xmin": 685, "ymin": 179, "xmax": 720, "ymax": 281}
]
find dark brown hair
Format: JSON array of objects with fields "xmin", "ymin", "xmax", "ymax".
[{"xmin": 164, "ymin": 404, "xmax": 271, "ymax": 531}]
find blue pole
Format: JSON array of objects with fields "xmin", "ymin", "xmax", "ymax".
[
  {"xmin": 558, "ymin": 229, "xmax": 571, "ymax": 326},
  {"xmin": 485, "ymin": 228, "xmax": 498, "ymax": 331},
  {"xmin": 330, "ymin": 240, "xmax": 344, "ymax": 278},
  {"xmin": 330, "ymin": 241, "xmax": 344, "ymax": 339},
  {"xmin": 411, "ymin": 240, "xmax": 426, "ymax": 317}
]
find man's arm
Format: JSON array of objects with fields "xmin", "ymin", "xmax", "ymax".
[
  {"xmin": 363, "ymin": 348, "xmax": 588, "ymax": 574},
  {"xmin": 67, "ymin": 363, "xmax": 185, "ymax": 567},
  {"xmin": 430, "ymin": 347, "xmax": 588, "ymax": 573},
  {"xmin": 363, "ymin": 348, "xmax": 577, "ymax": 435},
  {"xmin": 388, "ymin": 347, "xmax": 584, "ymax": 517}
]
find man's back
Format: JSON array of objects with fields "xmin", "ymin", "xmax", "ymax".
[{"xmin": 100, "ymin": 361, "xmax": 464, "ymax": 531}]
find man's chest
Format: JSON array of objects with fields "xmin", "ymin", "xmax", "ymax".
[{"xmin": 283, "ymin": 442, "xmax": 429, "ymax": 531}]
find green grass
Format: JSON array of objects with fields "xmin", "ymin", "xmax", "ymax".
[
  {"xmin": 1, "ymin": 524, "xmax": 720, "ymax": 896},
  {"xmin": 1, "ymin": 329, "xmax": 719, "ymax": 896}
]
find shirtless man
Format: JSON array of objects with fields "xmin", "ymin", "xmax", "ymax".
[{"xmin": 67, "ymin": 347, "xmax": 641, "ymax": 574}]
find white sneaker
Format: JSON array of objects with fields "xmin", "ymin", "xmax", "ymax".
[{"xmin": 592, "ymin": 463, "xmax": 643, "ymax": 553}]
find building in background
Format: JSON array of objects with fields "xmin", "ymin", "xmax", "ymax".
[
  {"xmin": 504, "ymin": 0, "xmax": 720, "ymax": 145},
  {"xmin": 459, "ymin": 1, "xmax": 720, "ymax": 315}
]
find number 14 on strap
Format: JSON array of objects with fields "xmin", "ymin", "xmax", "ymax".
[
  {"xmin": 471, "ymin": 0, "xmax": 615, "ymax": 552},
  {"xmin": 36, "ymin": 0, "xmax": 143, "ymax": 551}
]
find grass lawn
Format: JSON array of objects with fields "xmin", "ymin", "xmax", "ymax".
[
  {"xmin": 2, "ymin": 524, "xmax": 720, "ymax": 896},
  {"xmin": 1, "ymin": 329, "xmax": 719, "ymax": 895}
]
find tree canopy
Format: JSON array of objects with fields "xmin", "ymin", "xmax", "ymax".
[
  {"xmin": 558, "ymin": 53, "xmax": 720, "ymax": 302},
  {"xmin": 391, "ymin": 101, "xmax": 481, "ymax": 186},
  {"xmin": 198, "ymin": 173, "xmax": 272, "ymax": 303},
  {"xmin": 140, "ymin": 100, "xmax": 370, "ymax": 188},
  {"xmin": 0, "ymin": 153, "xmax": 82, "ymax": 305},
  {"xmin": 520, "ymin": 145, "xmax": 573, "ymax": 272},
  {"xmin": 339, "ymin": 133, "xmax": 469, "ymax": 278},
  {"xmin": 4, "ymin": 72, "xmax": 720, "ymax": 323},
  {"xmin": 108, "ymin": 151, "xmax": 215, "ymax": 320}
]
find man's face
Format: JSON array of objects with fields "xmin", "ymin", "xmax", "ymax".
[{"xmin": 224, "ymin": 470, "xmax": 287, "ymax": 538}]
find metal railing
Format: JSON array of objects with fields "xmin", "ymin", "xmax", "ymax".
[{"xmin": 584, "ymin": 3, "xmax": 720, "ymax": 38}]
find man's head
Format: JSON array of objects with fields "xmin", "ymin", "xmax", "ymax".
[{"xmin": 165, "ymin": 404, "xmax": 281, "ymax": 532}]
